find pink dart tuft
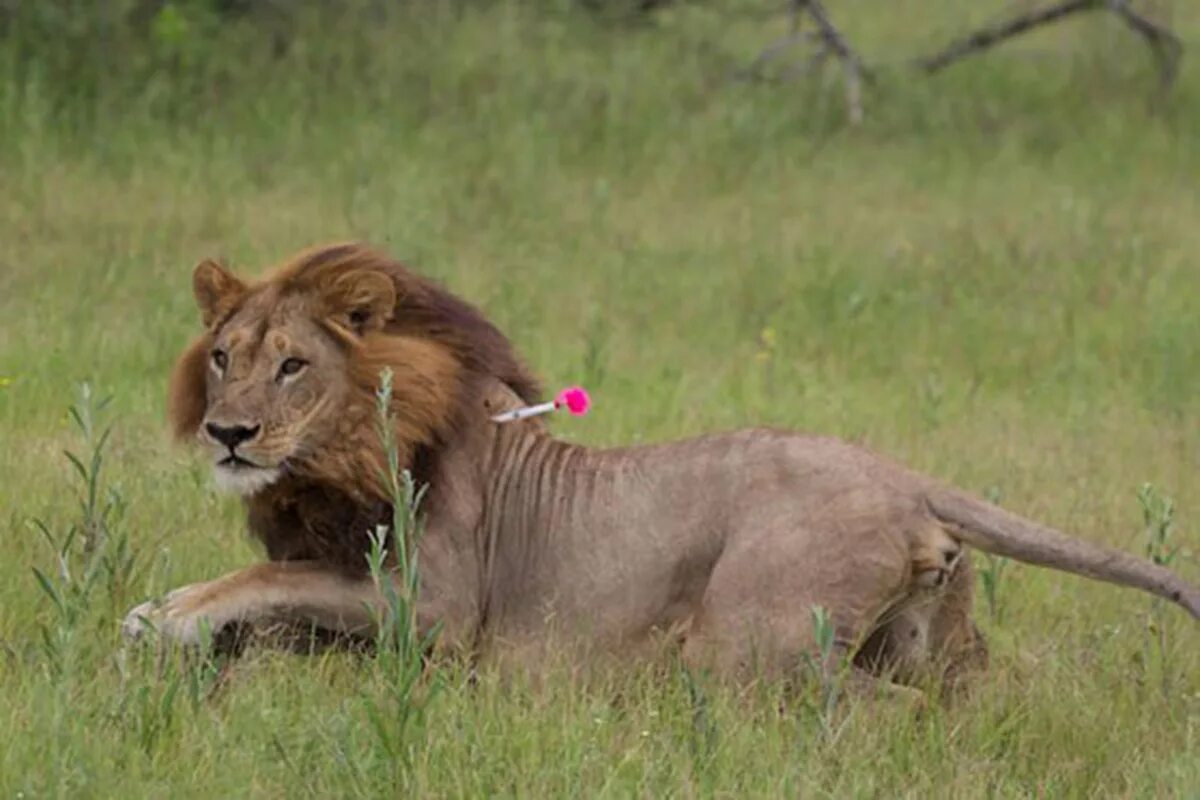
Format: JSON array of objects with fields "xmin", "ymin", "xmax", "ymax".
[{"xmin": 555, "ymin": 386, "xmax": 591, "ymax": 416}]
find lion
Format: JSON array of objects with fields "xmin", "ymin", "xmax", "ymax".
[{"xmin": 123, "ymin": 242, "xmax": 1199, "ymax": 694}]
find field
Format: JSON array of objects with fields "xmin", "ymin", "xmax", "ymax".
[{"xmin": 1, "ymin": 1, "xmax": 1199, "ymax": 795}]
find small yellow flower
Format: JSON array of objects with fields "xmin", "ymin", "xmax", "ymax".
[
  {"xmin": 0, "ymin": 376, "xmax": 11, "ymax": 388},
  {"xmin": 759, "ymin": 327, "xmax": 777, "ymax": 350}
]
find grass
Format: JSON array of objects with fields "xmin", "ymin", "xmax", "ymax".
[{"xmin": 1, "ymin": 1, "xmax": 1199, "ymax": 795}]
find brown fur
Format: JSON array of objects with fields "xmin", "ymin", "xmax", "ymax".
[{"xmin": 126, "ymin": 242, "xmax": 1199, "ymax": 697}]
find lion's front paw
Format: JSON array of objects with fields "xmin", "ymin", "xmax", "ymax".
[{"xmin": 121, "ymin": 585, "xmax": 220, "ymax": 646}]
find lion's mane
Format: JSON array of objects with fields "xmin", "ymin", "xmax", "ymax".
[{"xmin": 166, "ymin": 242, "xmax": 541, "ymax": 570}]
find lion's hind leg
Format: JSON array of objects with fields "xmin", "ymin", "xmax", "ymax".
[
  {"xmin": 680, "ymin": 522, "xmax": 914, "ymax": 692},
  {"xmin": 925, "ymin": 553, "xmax": 989, "ymax": 692},
  {"xmin": 855, "ymin": 548, "xmax": 989, "ymax": 696}
]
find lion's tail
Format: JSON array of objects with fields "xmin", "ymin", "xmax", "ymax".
[{"xmin": 926, "ymin": 490, "xmax": 1200, "ymax": 620}]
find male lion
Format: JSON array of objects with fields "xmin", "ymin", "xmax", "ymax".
[{"xmin": 124, "ymin": 243, "xmax": 1199, "ymax": 692}]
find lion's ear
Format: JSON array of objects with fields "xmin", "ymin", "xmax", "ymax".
[
  {"xmin": 193, "ymin": 259, "xmax": 246, "ymax": 328},
  {"xmin": 321, "ymin": 268, "xmax": 397, "ymax": 335},
  {"xmin": 167, "ymin": 335, "xmax": 211, "ymax": 442}
]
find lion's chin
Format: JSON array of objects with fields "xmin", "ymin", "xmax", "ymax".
[{"xmin": 212, "ymin": 463, "xmax": 283, "ymax": 496}]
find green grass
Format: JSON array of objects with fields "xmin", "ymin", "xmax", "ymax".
[{"xmin": 2, "ymin": 1, "xmax": 1199, "ymax": 795}]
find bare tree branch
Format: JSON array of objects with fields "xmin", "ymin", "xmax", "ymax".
[
  {"xmin": 803, "ymin": 0, "xmax": 867, "ymax": 124},
  {"xmin": 741, "ymin": 30, "xmax": 823, "ymax": 80},
  {"xmin": 918, "ymin": 0, "xmax": 1099, "ymax": 73},
  {"xmin": 741, "ymin": 0, "xmax": 869, "ymax": 124},
  {"xmin": 741, "ymin": 0, "xmax": 1183, "ymax": 125},
  {"xmin": 1109, "ymin": 0, "xmax": 1183, "ymax": 88},
  {"xmin": 917, "ymin": 0, "xmax": 1182, "ymax": 88}
]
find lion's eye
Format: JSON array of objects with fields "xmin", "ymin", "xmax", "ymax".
[
  {"xmin": 278, "ymin": 357, "xmax": 307, "ymax": 378},
  {"xmin": 211, "ymin": 349, "xmax": 228, "ymax": 371}
]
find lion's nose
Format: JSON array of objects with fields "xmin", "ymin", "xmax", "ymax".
[{"xmin": 205, "ymin": 422, "xmax": 261, "ymax": 450}]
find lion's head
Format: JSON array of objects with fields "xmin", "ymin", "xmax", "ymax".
[{"xmin": 168, "ymin": 242, "xmax": 541, "ymax": 499}]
